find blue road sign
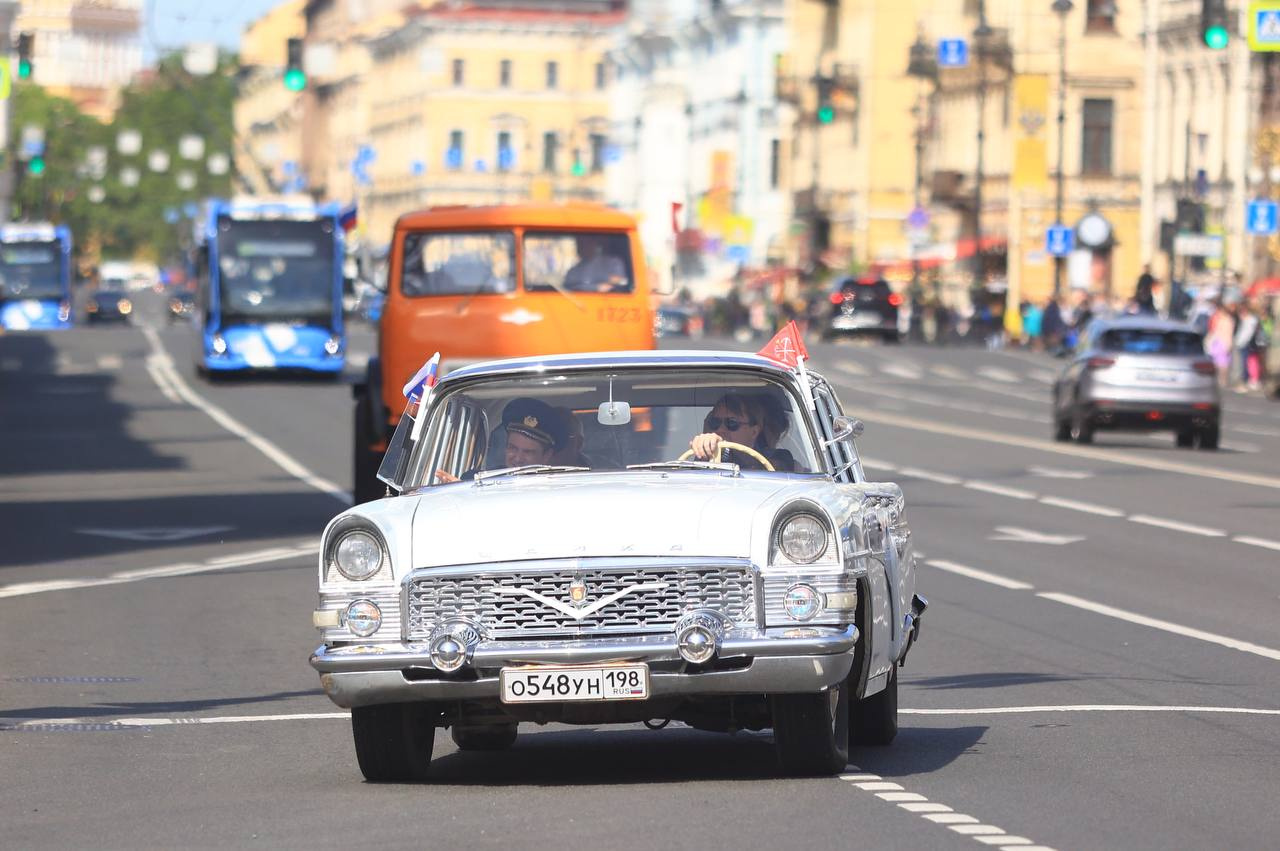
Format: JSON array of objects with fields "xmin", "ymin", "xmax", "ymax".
[
  {"xmin": 445, "ymin": 147, "xmax": 462, "ymax": 170},
  {"xmin": 906, "ymin": 206, "xmax": 930, "ymax": 230},
  {"xmin": 938, "ymin": 38, "xmax": 968, "ymax": 68},
  {"xmin": 603, "ymin": 144, "xmax": 621, "ymax": 165},
  {"xmin": 1247, "ymin": 199, "xmax": 1279, "ymax": 235},
  {"xmin": 1046, "ymin": 224, "xmax": 1074, "ymax": 257}
]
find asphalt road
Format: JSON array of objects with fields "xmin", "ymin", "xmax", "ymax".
[{"xmin": 3, "ymin": 295, "xmax": 1278, "ymax": 850}]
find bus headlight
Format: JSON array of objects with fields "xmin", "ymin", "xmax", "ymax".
[
  {"xmin": 324, "ymin": 336, "xmax": 341, "ymax": 356},
  {"xmin": 211, "ymin": 334, "xmax": 228, "ymax": 355},
  {"xmin": 58, "ymin": 301, "xmax": 71, "ymax": 321}
]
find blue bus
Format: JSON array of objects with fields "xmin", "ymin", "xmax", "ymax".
[
  {"xmin": 193, "ymin": 196, "xmax": 346, "ymax": 376},
  {"xmin": 0, "ymin": 222, "xmax": 73, "ymax": 330}
]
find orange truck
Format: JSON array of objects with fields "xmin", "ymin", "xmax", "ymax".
[{"xmin": 353, "ymin": 203, "xmax": 657, "ymax": 502}]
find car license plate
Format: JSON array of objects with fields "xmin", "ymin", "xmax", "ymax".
[
  {"xmin": 1137, "ymin": 370, "xmax": 1177, "ymax": 382},
  {"xmin": 500, "ymin": 664, "xmax": 649, "ymax": 704}
]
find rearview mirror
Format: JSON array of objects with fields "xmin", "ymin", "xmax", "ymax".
[
  {"xmin": 598, "ymin": 400, "xmax": 631, "ymax": 426},
  {"xmin": 824, "ymin": 415, "xmax": 864, "ymax": 447}
]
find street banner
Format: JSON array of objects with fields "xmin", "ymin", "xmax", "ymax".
[{"xmin": 1013, "ymin": 74, "xmax": 1050, "ymax": 193}]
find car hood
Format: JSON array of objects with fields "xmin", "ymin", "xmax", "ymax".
[{"xmin": 406, "ymin": 473, "xmax": 791, "ymax": 567}]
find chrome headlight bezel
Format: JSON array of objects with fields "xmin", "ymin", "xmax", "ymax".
[
  {"xmin": 334, "ymin": 530, "xmax": 382, "ymax": 581},
  {"xmin": 323, "ymin": 518, "xmax": 391, "ymax": 584},
  {"xmin": 770, "ymin": 502, "xmax": 837, "ymax": 567}
]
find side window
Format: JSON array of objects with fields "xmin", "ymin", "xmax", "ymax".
[
  {"xmin": 812, "ymin": 380, "xmax": 860, "ymax": 483},
  {"xmin": 399, "ymin": 231, "xmax": 515, "ymax": 297}
]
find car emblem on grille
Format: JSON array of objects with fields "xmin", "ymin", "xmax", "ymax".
[{"xmin": 568, "ymin": 578, "xmax": 588, "ymax": 606}]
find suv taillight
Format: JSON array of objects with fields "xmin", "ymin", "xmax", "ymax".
[
  {"xmin": 829, "ymin": 292, "xmax": 844, "ymax": 305},
  {"xmin": 1086, "ymin": 357, "xmax": 1115, "ymax": 369},
  {"xmin": 1192, "ymin": 360, "xmax": 1216, "ymax": 376},
  {"xmin": 887, "ymin": 293, "xmax": 903, "ymax": 307}
]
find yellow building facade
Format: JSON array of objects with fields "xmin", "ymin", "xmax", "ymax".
[{"xmin": 234, "ymin": 0, "xmax": 307, "ymax": 195}]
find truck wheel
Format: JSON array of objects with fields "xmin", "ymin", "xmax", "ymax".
[
  {"xmin": 772, "ymin": 681, "xmax": 849, "ymax": 776},
  {"xmin": 851, "ymin": 667, "xmax": 898, "ymax": 746},
  {"xmin": 451, "ymin": 723, "xmax": 518, "ymax": 751},
  {"xmin": 352, "ymin": 392, "xmax": 384, "ymax": 505},
  {"xmin": 351, "ymin": 703, "xmax": 436, "ymax": 782}
]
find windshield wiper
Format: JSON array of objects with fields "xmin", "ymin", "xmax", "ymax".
[
  {"xmin": 626, "ymin": 460, "xmax": 739, "ymax": 473},
  {"xmin": 474, "ymin": 464, "xmax": 591, "ymax": 482}
]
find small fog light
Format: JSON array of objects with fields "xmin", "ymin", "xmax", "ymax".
[
  {"xmin": 783, "ymin": 584, "xmax": 822, "ymax": 621},
  {"xmin": 343, "ymin": 599, "xmax": 382, "ymax": 636},
  {"xmin": 678, "ymin": 626, "xmax": 716, "ymax": 664},
  {"xmin": 429, "ymin": 635, "xmax": 466, "ymax": 672}
]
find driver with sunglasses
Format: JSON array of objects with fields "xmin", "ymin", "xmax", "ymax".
[{"xmin": 687, "ymin": 392, "xmax": 796, "ymax": 472}]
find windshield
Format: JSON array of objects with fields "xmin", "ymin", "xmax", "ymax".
[
  {"xmin": 400, "ymin": 231, "xmax": 515, "ymax": 296},
  {"xmin": 524, "ymin": 230, "xmax": 634, "ymax": 293},
  {"xmin": 1099, "ymin": 328, "xmax": 1203, "ymax": 355},
  {"xmin": 0, "ymin": 242, "xmax": 64, "ymax": 300},
  {"xmin": 398, "ymin": 367, "xmax": 821, "ymax": 490},
  {"xmin": 215, "ymin": 218, "xmax": 336, "ymax": 322}
]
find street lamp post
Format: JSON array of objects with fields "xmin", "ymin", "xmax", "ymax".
[
  {"xmin": 907, "ymin": 34, "xmax": 938, "ymax": 300},
  {"xmin": 973, "ymin": 3, "xmax": 992, "ymax": 291},
  {"xmin": 1052, "ymin": 0, "xmax": 1073, "ymax": 299}
]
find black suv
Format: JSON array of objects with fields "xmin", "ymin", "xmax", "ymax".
[{"xmin": 821, "ymin": 276, "xmax": 902, "ymax": 343}]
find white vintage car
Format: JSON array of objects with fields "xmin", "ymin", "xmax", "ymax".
[{"xmin": 311, "ymin": 350, "xmax": 925, "ymax": 780}]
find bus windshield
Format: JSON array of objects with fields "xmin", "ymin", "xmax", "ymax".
[
  {"xmin": 215, "ymin": 218, "xmax": 336, "ymax": 322},
  {"xmin": 0, "ymin": 242, "xmax": 64, "ymax": 300}
]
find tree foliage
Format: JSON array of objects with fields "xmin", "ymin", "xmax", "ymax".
[{"xmin": 8, "ymin": 51, "xmax": 237, "ymax": 264}]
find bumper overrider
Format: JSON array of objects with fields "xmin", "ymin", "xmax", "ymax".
[{"xmin": 311, "ymin": 625, "xmax": 859, "ymax": 709}]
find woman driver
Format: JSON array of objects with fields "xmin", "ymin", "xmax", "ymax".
[{"xmin": 688, "ymin": 393, "xmax": 795, "ymax": 471}]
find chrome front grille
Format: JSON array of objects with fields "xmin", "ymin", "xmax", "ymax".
[{"xmin": 404, "ymin": 559, "xmax": 757, "ymax": 639}]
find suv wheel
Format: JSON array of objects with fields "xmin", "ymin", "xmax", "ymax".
[
  {"xmin": 351, "ymin": 703, "xmax": 436, "ymax": 782},
  {"xmin": 1175, "ymin": 429, "xmax": 1195, "ymax": 448},
  {"xmin": 1197, "ymin": 425, "xmax": 1220, "ymax": 450},
  {"xmin": 772, "ymin": 681, "xmax": 849, "ymax": 776},
  {"xmin": 851, "ymin": 667, "xmax": 898, "ymax": 746}
]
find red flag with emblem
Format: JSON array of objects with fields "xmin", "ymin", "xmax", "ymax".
[
  {"xmin": 757, "ymin": 320, "xmax": 808, "ymax": 369},
  {"xmin": 671, "ymin": 201, "xmax": 683, "ymax": 234}
]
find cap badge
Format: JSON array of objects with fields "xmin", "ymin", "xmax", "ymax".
[{"xmin": 523, "ymin": 415, "xmax": 539, "ymax": 429}]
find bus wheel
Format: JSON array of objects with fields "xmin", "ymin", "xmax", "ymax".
[{"xmin": 353, "ymin": 393, "xmax": 384, "ymax": 505}]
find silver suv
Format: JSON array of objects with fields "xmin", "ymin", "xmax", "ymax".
[{"xmin": 1052, "ymin": 317, "xmax": 1221, "ymax": 449}]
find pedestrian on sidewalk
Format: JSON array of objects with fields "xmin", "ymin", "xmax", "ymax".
[
  {"xmin": 1233, "ymin": 303, "xmax": 1260, "ymax": 391},
  {"xmin": 1135, "ymin": 265, "xmax": 1156, "ymax": 314},
  {"xmin": 1206, "ymin": 300, "xmax": 1235, "ymax": 388}
]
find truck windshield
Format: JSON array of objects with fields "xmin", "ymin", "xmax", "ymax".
[
  {"xmin": 215, "ymin": 218, "xmax": 336, "ymax": 322},
  {"xmin": 0, "ymin": 242, "xmax": 63, "ymax": 300}
]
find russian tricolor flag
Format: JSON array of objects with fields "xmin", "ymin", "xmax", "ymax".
[
  {"xmin": 402, "ymin": 352, "xmax": 441, "ymax": 398},
  {"xmin": 338, "ymin": 203, "xmax": 358, "ymax": 232}
]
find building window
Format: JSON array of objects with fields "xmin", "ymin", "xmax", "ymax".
[
  {"xmin": 543, "ymin": 132, "xmax": 558, "ymax": 173},
  {"xmin": 546, "ymin": 60, "xmax": 558, "ymax": 90},
  {"xmin": 770, "ymin": 139, "xmax": 780, "ymax": 188},
  {"xmin": 499, "ymin": 59, "xmax": 511, "ymax": 88},
  {"xmin": 1081, "ymin": 98, "xmax": 1114, "ymax": 175},
  {"xmin": 1085, "ymin": 0, "xmax": 1117, "ymax": 33},
  {"xmin": 452, "ymin": 58, "xmax": 464, "ymax": 86},
  {"xmin": 589, "ymin": 134, "xmax": 606, "ymax": 173},
  {"xmin": 497, "ymin": 131, "xmax": 513, "ymax": 172},
  {"xmin": 595, "ymin": 62, "xmax": 606, "ymax": 90},
  {"xmin": 447, "ymin": 130, "xmax": 464, "ymax": 170}
]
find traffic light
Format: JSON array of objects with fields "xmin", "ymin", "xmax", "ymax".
[
  {"xmin": 27, "ymin": 154, "xmax": 45, "ymax": 176},
  {"xmin": 284, "ymin": 37, "xmax": 306, "ymax": 91},
  {"xmin": 16, "ymin": 32, "xmax": 33, "ymax": 80},
  {"xmin": 816, "ymin": 76, "xmax": 835, "ymax": 124},
  {"xmin": 1200, "ymin": 0, "xmax": 1229, "ymax": 50}
]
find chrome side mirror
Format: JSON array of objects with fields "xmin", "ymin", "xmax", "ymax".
[{"xmin": 824, "ymin": 415, "xmax": 864, "ymax": 447}]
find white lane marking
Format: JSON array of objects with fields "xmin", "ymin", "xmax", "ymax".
[
  {"xmin": 926, "ymin": 559, "xmax": 1035, "ymax": 590},
  {"xmin": 1037, "ymin": 496, "xmax": 1125, "ymax": 518},
  {"xmin": 881, "ymin": 363, "xmax": 924, "ymax": 381},
  {"xmin": 1233, "ymin": 535, "xmax": 1280, "ymax": 552},
  {"xmin": 1028, "ymin": 465, "xmax": 1093, "ymax": 479},
  {"xmin": 832, "ymin": 361, "xmax": 869, "ymax": 377},
  {"xmin": 841, "ymin": 407, "xmax": 1280, "ymax": 491},
  {"xmin": 900, "ymin": 705, "xmax": 1280, "ymax": 716},
  {"xmin": 860, "ymin": 458, "xmax": 898, "ymax": 473},
  {"xmin": 76, "ymin": 526, "xmax": 233, "ymax": 542},
  {"xmin": 0, "ymin": 544, "xmax": 315, "ymax": 599},
  {"xmin": 142, "ymin": 327, "xmax": 350, "ymax": 505},
  {"xmin": 964, "ymin": 481, "xmax": 1037, "ymax": 500},
  {"xmin": 854, "ymin": 781, "xmax": 904, "ymax": 791},
  {"xmin": 1028, "ymin": 369, "xmax": 1057, "ymax": 384},
  {"xmin": 977, "ymin": 366, "xmax": 1018, "ymax": 383},
  {"xmin": 96, "ymin": 354, "xmax": 123, "ymax": 370},
  {"xmin": 841, "ymin": 770, "xmax": 1053, "ymax": 851},
  {"xmin": 145, "ymin": 357, "xmax": 182, "ymax": 403},
  {"xmin": 1037, "ymin": 592, "xmax": 1280, "ymax": 661},
  {"xmin": 899, "ymin": 467, "xmax": 963, "ymax": 485},
  {"xmin": 5, "ymin": 712, "xmax": 350, "ymax": 730},
  {"xmin": 931, "ymin": 365, "xmax": 968, "ymax": 380},
  {"xmin": 990, "ymin": 527, "xmax": 1084, "ymax": 546},
  {"xmin": 1127, "ymin": 514, "xmax": 1225, "ymax": 537},
  {"xmin": 1230, "ymin": 424, "xmax": 1280, "ymax": 437}
]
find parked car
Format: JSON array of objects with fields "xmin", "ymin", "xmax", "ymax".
[
  {"xmin": 655, "ymin": 304, "xmax": 702, "ymax": 338},
  {"xmin": 85, "ymin": 290, "xmax": 132, "ymax": 324},
  {"xmin": 1052, "ymin": 317, "xmax": 1220, "ymax": 448},
  {"xmin": 310, "ymin": 349, "xmax": 925, "ymax": 781},
  {"xmin": 820, "ymin": 276, "xmax": 902, "ymax": 343},
  {"xmin": 167, "ymin": 291, "xmax": 195, "ymax": 322}
]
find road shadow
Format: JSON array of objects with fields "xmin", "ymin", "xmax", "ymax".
[
  {"xmin": 848, "ymin": 724, "xmax": 988, "ymax": 777},
  {"xmin": 907, "ymin": 672, "xmax": 1078, "ymax": 690},
  {"xmin": 0, "ymin": 333, "xmax": 183, "ymax": 477},
  {"xmin": 0, "ymin": 488, "xmax": 338, "ymax": 569},
  {"xmin": 0, "ymin": 688, "xmax": 328, "ymax": 724}
]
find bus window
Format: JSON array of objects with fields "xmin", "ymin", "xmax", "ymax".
[
  {"xmin": 524, "ymin": 231, "xmax": 634, "ymax": 293},
  {"xmin": 401, "ymin": 231, "xmax": 515, "ymax": 297}
]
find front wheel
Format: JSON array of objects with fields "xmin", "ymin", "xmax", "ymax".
[
  {"xmin": 772, "ymin": 682, "xmax": 849, "ymax": 776},
  {"xmin": 351, "ymin": 703, "xmax": 436, "ymax": 782},
  {"xmin": 850, "ymin": 667, "xmax": 898, "ymax": 746}
]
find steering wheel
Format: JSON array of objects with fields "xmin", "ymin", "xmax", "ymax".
[{"xmin": 678, "ymin": 440, "xmax": 775, "ymax": 471}]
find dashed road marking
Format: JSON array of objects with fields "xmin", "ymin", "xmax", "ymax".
[
  {"xmin": 926, "ymin": 559, "xmax": 1035, "ymax": 590},
  {"xmin": 977, "ymin": 366, "xmax": 1019, "ymax": 383},
  {"xmin": 1127, "ymin": 514, "xmax": 1225, "ymax": 537},
  {"xmin": 1028, "ymin": 466, "xmax": 1093, "ymax": 479},
  {"xmin": 881, "ymin": 362, "xmax": 924, "ymax": 380},
  {"xmin": 1233, "ymin": 535, "xmax": 1280, "ymax": 552},
  {"xmin": 964, "ymin": 481, "xmax": 1037, "ymax": 500},
  {"xmin": 899, "ymin": 467, "xmax": 963, "ymax": 485},
  {"xmin": 832, "ymin": 361, "xmax": 870, "ymax": 377},
  {"xmin": 1037, "ymin": 496, "xmax": 1125, "ymax": 517}
]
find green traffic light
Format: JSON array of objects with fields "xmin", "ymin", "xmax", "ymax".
[
  {"xmin": 17, "ymin": 59, "xmax": 31, "ymax": 79},
  {"xmin": 284, "ymin": 68, "xmax": 306, "ymax": 91},
  {"xmin": 818, "ymin": 106, "xmax": 834, "ymax": 124},
  {"xmin": 28, "ymin": 156, "xmax": 45, "ymax": 176},
  {"xmin": 571, "ymin": 161, "xmax": 586, "ymax": 177},
  {"xmin": 1204, "ymin": 26, "xmax": 1228, "ymax": 50}
]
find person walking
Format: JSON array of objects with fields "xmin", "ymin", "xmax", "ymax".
[
  {"xmin": 1233, "ymin": 303, "xmax": 1260, "ymax": 391},
  {"xmin": 1206, "ymin": 300, "xmax": 1236, "ymax": 388},
  {"xmin": 1135, "ymin": 265, "xmax": 1157, "ymax": 314}
]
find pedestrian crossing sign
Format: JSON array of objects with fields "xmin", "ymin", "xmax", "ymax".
[{"xmin": 1249, "ymin": 2, "xmax": 1280, "ymax": 52}]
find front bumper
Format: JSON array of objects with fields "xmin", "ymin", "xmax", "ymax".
[{"xmin": 311, "ymin": 625, "xmax": 859, "ymax": 708}]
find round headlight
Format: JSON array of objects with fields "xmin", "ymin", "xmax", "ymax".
[
  {"xmin": 344, "ymin": 599, "xmax": 382, "ymax": 636},
  {"xmin": 324, "ymin": 336, "xmax": 341, "ymax": 355},
  {"xmin": 779, "ymin": 514, "xmax": 828, "ymax": 563},
  {"xmin": 211, "ymin": 334, "xmax": 228, "ymax": 355},
  {"xmin": 334, "ymin": 531, "xmax": 382, "ymax": 580},
  {"xmin": 783, "ymin": 584, "xmax": 823, "ymax": 621}
]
